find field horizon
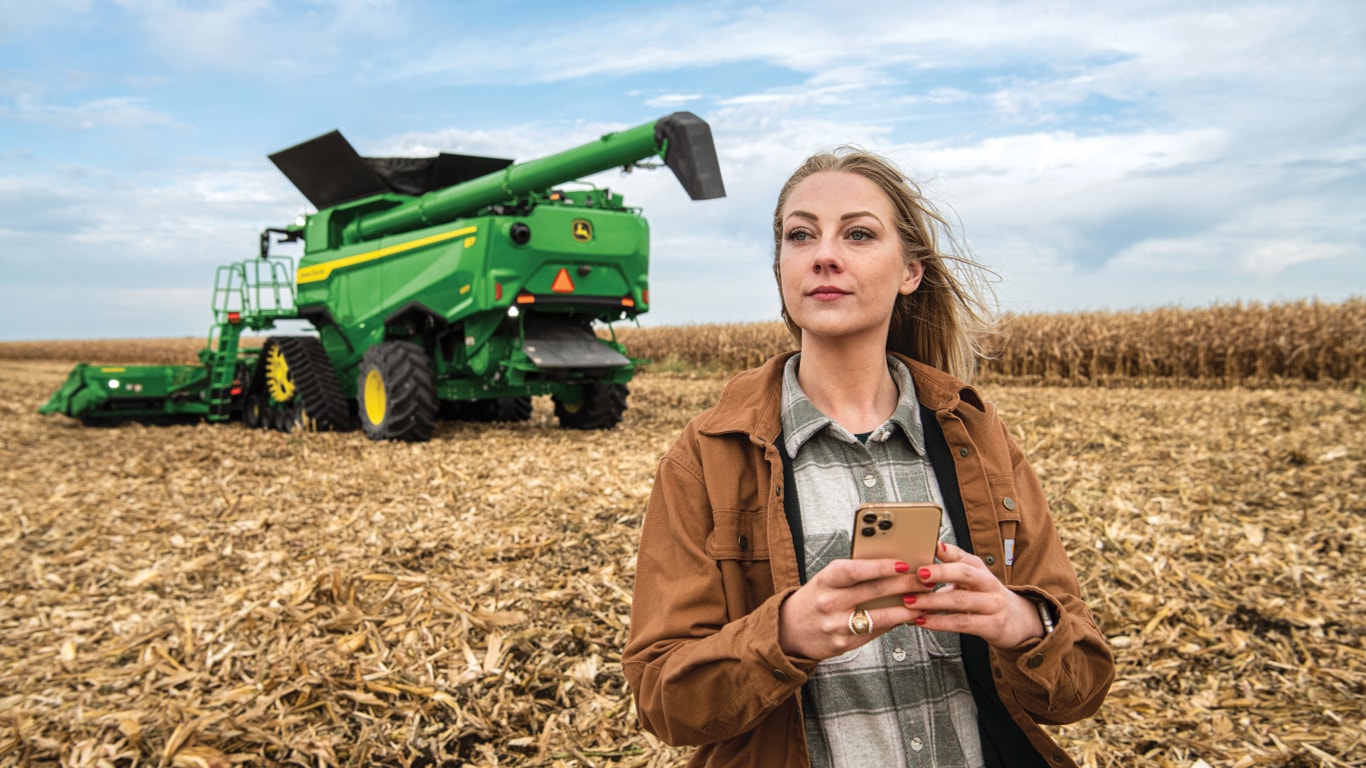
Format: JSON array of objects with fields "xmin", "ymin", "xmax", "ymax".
[{"xmin": 5, "ymin": 298, "xmax": 1363, "ymax": 390}]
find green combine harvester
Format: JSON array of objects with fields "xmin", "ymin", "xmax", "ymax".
[{"xmin": 40, "ymin": 112, "xmax": 725, "ymax": 441}]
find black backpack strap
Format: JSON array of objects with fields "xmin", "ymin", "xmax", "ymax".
[
  {"xmin": 777, "ymin": 431, "xmax": 823, "ymax": 748},
  {"xmin": 920, "ymin": 404, "xmax": 1049, "ymax": 768},
  {"xmin": 775, "ymin": 432, "xmax": 807, "ymax": 583}
]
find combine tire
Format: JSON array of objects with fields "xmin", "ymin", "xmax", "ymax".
[
  {"xmin": 242, "ymin": 393, "xmax": 269, "ymax": 429},
  {"xmin": 553, "ymin": 383, "xmax": 627, "ymax": 430},
  {"xmin": 453, "ymin": 396, "xmax": 533, "ymax": 423},
  {"xmin": 357, "ymin": 341, "xmax": 437, "ymax": 442},
  {"xmin": 257, "ymin": 337, "xmax": 354, "ymax": 432},
  {"xmin": 489, "ymin": 396, "xmax": 533, "ymax": 422}
]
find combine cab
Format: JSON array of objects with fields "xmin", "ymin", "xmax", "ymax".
[{"xmin": 40, "ymin": 112, "xmax": 726, "ymax": 440}]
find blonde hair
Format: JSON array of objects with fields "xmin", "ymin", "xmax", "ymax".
[{"xmin": 771, "ymin": 147, "xmax": 1000, "ymax": 382}]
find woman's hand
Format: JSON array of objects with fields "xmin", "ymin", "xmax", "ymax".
[
  {"xmin": 778, "ymin": 558, "xmax": 933, "ymax": 660},
  {"xmin": 904, "ymin": 541, "xmax": 1046, "ymax": 648}
]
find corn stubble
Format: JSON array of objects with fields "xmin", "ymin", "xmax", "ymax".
[{"xmin": 2, "ymin": 301, "xmax": 1363, "ymax": 767}]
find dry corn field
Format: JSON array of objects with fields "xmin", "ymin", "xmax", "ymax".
[
  {"xmin": 613, "ymin": 299, "xmax": 1366, "ymax": 385},
  {"xmin": 2, "ymin": 309, "xmax": 1364, "ymax": 768}
]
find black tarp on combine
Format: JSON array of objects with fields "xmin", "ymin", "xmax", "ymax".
[{"xmin": 270, "ymin": 130, "xmax": 514, "ymax": 209}]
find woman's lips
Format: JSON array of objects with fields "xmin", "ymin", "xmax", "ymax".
[{"xmin": 807, "ymin": 285, "xmax": 850, "ymax": 301}]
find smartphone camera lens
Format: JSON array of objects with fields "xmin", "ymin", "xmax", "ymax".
[
  {"xmin": 862, "ymin": 513, "xmax": 878, "ymax": 524},
  {"xmin": 860, "ymin": 526, "xmax": 876, "ymax": 537},
  {"xmin": 877, "ymin": 519, "xmax": 893, "ymax": 531}
]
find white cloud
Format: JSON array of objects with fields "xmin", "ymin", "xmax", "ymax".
[
  {"xmin": 914, "ymin": 129, "xmax": 1230, "ymax": 179},
  {"xmin": 373, "ymin": 119, "xmax": 646, "ymax": 163},
  {"xmin": 110, "ymin": 0, "xmax": 407, "ymax": 74},
  {"xmin": 1239, "ymin": 241, "xmax": 1357, "ymax": 281},
  {"xmin": 114, "ymin": 0, "xmax": 274, "ymax": 70},
  {"xmin": 645, "ymin": 93, "xmax": 704, "ymax": 109},
  {"xmin": 0, "ymin": 92, "xmax": 178, "ymax": 130},
  {"xmin": 0, "ymin": 0, "xmax": 95, "ymax": 35}
]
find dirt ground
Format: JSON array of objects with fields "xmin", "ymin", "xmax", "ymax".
[{"xmin": 2, "ymin": 360, "xmax": 1362, "ymax": 767}]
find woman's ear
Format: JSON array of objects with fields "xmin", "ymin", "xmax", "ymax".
[{"xmin": 900, "ymin": 259, "xmax": 925, "ymax": 295}]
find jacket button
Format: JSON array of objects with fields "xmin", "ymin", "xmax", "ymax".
[
  {"xmin": 993, "ymin": 667, "xmax": 1003, "ymax": 679},
  {"xmin": 984, "ymin": 554, "xmax": 996, "ymax": 566},
  {"xmin": 772, "ymin": 669, "xmax": 789, "ymax": 682},
  {"xmin": 738, "ymin": 535, "xmax": 749, "ymax": 552},
  {"xmin": 1002, "ymin": 497, "xmax": 1016, "ymax": 511},
  {"xmin": 1028, "ymin": 653, "xmax": 1044, "ymax": 669},
  {"xmin": 1051, "ymin": 755, "xmax": 1064, "ymax": 763},
  {"xmin": 959, "ymin": 447, "xmax": 969, "ymax": 457},
  {"xmin": 775, "ymin": 484, "xmax": 782, "ymax": 497}
]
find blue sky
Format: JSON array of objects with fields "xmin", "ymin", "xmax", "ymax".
[{"xmin": 2, "ymin": 0, "xmax": 1363, "ymax": 340}]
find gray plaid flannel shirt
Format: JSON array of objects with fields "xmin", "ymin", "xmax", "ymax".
[{"xmin": 780, "ymin": 354, "xmax": 984, "ymax": 768}]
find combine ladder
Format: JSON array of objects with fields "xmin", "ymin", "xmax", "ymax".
[{"xmin": 204, "ymin": 256, "xmax": 298, "ymax": 421}]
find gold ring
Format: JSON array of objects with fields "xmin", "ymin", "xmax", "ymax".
[{"xmin": 848, "ymin": 609, "xmax": 873, "ymax": 636}]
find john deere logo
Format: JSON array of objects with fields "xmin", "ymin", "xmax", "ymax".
[{"xmin": 571, "ymin": 219, "xmax": 593, "ymax": 242}]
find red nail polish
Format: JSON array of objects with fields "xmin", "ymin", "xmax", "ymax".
[
  {"xmin": 914, "ymin": 616, "xmax": 927, "ymax": 625},
  {"xmin": 918, "ymin": 568, "xmax": 932, "ymax": 581},
  {"xmin": 895, "ymin": 561, "xmax": 910, "ymax": 573},
  {"xmin": 940, "ymin": 541, "xmax": 947, "ymax": 554},
  {"xmin": 903, "ymin": 595, "xmax": 917, "ymax": 606}
]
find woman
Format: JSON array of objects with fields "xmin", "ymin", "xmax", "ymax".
[{"xmin": 623, "ymin": 148, "xmax": 1113, "ymax": 768}]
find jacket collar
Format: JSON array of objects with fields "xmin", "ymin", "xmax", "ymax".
[{"xmin": 696, "ymin": 351, "xmax": 986, "ymax": 441}]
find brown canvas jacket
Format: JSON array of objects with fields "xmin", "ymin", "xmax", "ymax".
[{"xmin": 623, "ymin": 352, "xmax": 1114, "ymax": 768}]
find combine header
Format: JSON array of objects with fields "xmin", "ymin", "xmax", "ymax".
[{"xmin": 40, "ymin": 112, "xmax": 725, "ymax": 440}]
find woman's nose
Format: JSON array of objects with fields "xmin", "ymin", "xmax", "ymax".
[{"xmin": 812, "ymin": 238, "xmax": 842, "ymax": 271}]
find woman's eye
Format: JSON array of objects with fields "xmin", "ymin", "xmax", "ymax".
[
  {"xmin": 785, "ymin": 229, "xmax": 812, "ymax": 242},
  {"xmin": 848, "ymin": 228, "xmax": 875, "ymax": 241}
]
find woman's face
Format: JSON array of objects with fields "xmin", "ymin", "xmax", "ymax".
[{"xmin": 778, "ymin": 171, "xmax": 923, "ymax": 348}]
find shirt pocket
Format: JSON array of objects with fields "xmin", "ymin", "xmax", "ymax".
[
  {"xmin": 920, "ymin": 626, "xmax": 963, "ymax": 660},
  {"xmin": 705, "ymin": 508, "xmax": 770, "ymax": 561},
  {"xmin": 705, "ymin": 508, "xmax": 773, "ymax": 620},
  {"xmin": 985, "ymin": 473, "xmax": 1023, "ymax": 582}
]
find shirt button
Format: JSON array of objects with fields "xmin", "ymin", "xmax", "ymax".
[
  {"xmin": 863, "ymin": 474, "xmax": 877, "ymax": 487},
  {"xmin": 910, "ymin": 737, "xmax": 924, "ymax": 752},
  {"xmin": 772, "ymin": 669, "xmax": 789, "ymax": 682},
  {"xmin": 1028, "ymin": 653, "xmax": 1045, "ymax": 669},
  {"xmin": 892, "ymin": 647, "xmax": 906, "ymax": 662}
]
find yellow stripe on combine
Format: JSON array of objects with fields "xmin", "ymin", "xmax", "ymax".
[{"xmin": 296, "ymin": 226, "xmax": 478, "ymax": 284}]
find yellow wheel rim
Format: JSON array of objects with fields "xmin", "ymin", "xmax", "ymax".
[
  {"xmin": 265, "ymin": 345, "xmax": 295, "ymax": 403},
  {"xmin": 364, "ymin": 369, "xmax": 387, "ymax": 426}
]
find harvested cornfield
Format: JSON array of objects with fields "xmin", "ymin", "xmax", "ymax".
[
  {"xmin": 0, "ymin": 339, "xmax": 218, "ymax": 366},
  {"xmin": 2, "ymin": 341, "xmax": 1364, "ymax": 766},
  {"xmin": 612, "ymin": 299, "xmax": 1366, "ymax": 386}
]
